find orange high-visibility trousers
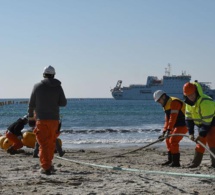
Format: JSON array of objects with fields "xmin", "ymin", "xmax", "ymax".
[
  {"xmin": 196, "ymin": 126, "xmax": 215, "ymax": 154},
  {"xmin": 34, "ymin": 120, "xmax": 59, "ymax": 170},
  {"xmin": 6, "ymin": 131, "xmax": 23, "ymax": 150},
  {"xmin": 166, "ymin": 126, "xmax": 188, "ymax": 154}
]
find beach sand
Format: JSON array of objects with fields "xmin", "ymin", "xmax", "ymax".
[{"xmin": 0, "ymin": 144, "xmax": 215, "ymax": 195}]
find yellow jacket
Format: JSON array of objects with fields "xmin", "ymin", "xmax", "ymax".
[{"xmin": 185, "ymin": 82, "xmax": 215, "ymax": 137}]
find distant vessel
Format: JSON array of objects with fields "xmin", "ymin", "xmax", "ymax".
[{"xmin": 111, "ymin": 64, "xmax": 215, "ymax": 100}]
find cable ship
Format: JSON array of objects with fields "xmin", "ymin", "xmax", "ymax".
[{"xmin": 111, "ymin": 65, "xmax": 215, "ymax": 100}]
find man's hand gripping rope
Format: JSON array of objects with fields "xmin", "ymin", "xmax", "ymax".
[{"xmin": 158, "ymin": 129, "xmax": 171, "ymax": 142}]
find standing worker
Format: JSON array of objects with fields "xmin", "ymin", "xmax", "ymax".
[
  {"xmin": 28, "ymin": 65, "xmax": 67, "ymax": 175},
  {"xmin": 153, "ymin": 90, "xmax": 188, "ymax": 167},
  {"xmin": 183, "ymin": 82, "xmax": 215, "ymax": 168}
]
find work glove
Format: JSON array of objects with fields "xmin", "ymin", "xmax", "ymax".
[
  {"xmin": 28, "ymin": 118, "xmax": 36, "ymax": 127},
  {"xmin": 194, "ymin": 135, "xmax": 202, "ymax": 143},
  {"xmin": 165, "ymin": 129, "xmax": 171, "ymax": 138},
  {"xmin": 189, "ymin": 134, "xmax": 195, "ymax": 141},
  {"xmin": 17, "ymin": 136, "xmax": 22, "ymax": 140},
  {"xmin": 158, "ymin": 131, "xmax": 166, "ymax": 141}
]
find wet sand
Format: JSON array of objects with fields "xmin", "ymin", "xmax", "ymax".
[{"xmin": 0, "ymin": 144, "xmax": 215, "ymax": 195}]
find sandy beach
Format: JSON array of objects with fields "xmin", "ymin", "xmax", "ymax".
[{"xmin": 0, "ymin": 144, "xmax": 215, "ymax": 195}]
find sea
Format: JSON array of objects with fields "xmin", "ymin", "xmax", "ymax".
[{"xmin": 0, "ymin": 98, "xmax": 194, "ymax": 149}]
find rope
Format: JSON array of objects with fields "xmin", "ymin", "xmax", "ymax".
[
  {"xmin": 55, "ymin": 155, "xmax": 215, "ymax": 179},
  {"xmin": 71, "ymin": 138, "xmax": 163, "ymax": 160},
  {"xmin": 168, "ymin": 133, "xmax": 215, "ymax": 159},
  {"xmin": 68, "ymin": 133, "xmax": 215, "ymax": 161}
]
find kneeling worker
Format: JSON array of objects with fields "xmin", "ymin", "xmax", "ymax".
[
  {"xmin": 153, "ymin": 90, "xmax": 188, "ymax": 167},
  {"xmin": 6, "ymin": 116, "xmax": 28, "ymax": 154}
]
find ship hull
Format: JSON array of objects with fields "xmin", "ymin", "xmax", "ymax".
[
  {"xmin": 112, "ymin": 86, "xmax": 185, "ymax": 100},
  {"xmin": 111, "ymin": 66, "xmax": 215, "ymax": 100},
  {"xmin": 111, "ymin": 74, "xmax": 190, "ymax": 100},
  {"xmin": 112, "ymin": 83, "xmax": 215, "ymax": 100}
]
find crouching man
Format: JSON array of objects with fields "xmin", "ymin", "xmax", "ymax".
[{"xmin": 6, "ymin": 116, "xmax": 28, "ymax": 154}]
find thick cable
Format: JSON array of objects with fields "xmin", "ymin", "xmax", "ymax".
[
  {"xmin": 55, "ymin": 134, "xmax": 215, "ymax": 179},
  {"xmin": 55, "ymin": 155, "xmax": 215, "ymax": 179},
  {"xmin": 68, "ymin": 133, "xmax": 215, "ymax": 160}
]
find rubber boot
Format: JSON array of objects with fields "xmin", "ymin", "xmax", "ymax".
[
  {"xmin": 56, "ymin": 139, "xmax": 65, "ymax": 157},
  {"xmin": 33, "ymin": 142, "xmax": 39, "ymax": 158},
  {"xmin": 209, "ymin": 148, "xmax": 215, "ymax": 168},
  {"xmin": 169, "ymin": 153, "xmax": 180, "ymax": 167},
  {"xmin": 188, "ymin": 151, "xmax": 203, "ymax": 168},
  {"xmin": 161, "ymin": 151, "xmax": 172, "ymax": 166},
  {"xmin": 7, "ymin": 146, "xmax": 17, "ymax": 155}
]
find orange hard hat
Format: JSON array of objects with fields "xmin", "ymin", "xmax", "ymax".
[{"xmin": 183, "ymin": 82, "xmax": 196, "ymax": 96}]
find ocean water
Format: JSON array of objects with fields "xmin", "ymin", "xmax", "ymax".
[{"xmin": 0, "ymin": 98, "xmax": 193, "ymax": 149}]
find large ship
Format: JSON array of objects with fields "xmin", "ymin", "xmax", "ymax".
[{"xmin": 111, "ymin": 65, "xmax": 215, "ymax": 100}]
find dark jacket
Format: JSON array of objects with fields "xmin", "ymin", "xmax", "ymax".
[
  {"xmin": 28, "ymin": 78, "xmax": 67, "ymax": 120},
  {"xmin": 163, "ymin": 96, "xmax": 186, "ymax": 130},
  {"xmin": 8, "ymin": 118, "xmax": 26, "ymax": 136}
]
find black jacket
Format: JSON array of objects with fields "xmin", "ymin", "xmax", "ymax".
[{"xmin": 8, "ymin": 118, "xmax": 26, "ymax": 136}]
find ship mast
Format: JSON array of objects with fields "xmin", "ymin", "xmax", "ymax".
[{"xmin": 165, "ymin": 64, "xmax": 171, "ymax": 76}]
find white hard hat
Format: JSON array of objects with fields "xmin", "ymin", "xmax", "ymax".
[
  {"xmin": 153, "ymin": 90, "xmax": 166, "ymax": 102},
  {"xmin": 43, "ymin": 65, "xmax": 55, "ymax": 75}
]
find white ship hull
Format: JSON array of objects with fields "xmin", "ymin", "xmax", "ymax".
[
  {"xmin": 111, "ymin": 66, "xmax": 215, "ymax": 100},
  {"xmin": 111, "ymin": 77, "xmax": 189, "ymax": 100},
  {"xmin": 112, "ymin": 87, "xmax": 186, "ymax": 100}
]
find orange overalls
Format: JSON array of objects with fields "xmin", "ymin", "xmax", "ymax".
[
  {"xmin": 5, "ymin": 118, "xmax": 26, "ymax": 150},
  {"xmin": 6, "ymin": 131, "xmax": 23, "ymax": 150},
  {"xmin": 195, "ymin": 126, "xmax": 215, "ymax": 153},
  {"xmin": 34, "ymin": 120, "xmax": 59, "ymax": 170},
  {"xmin": 163, "ymin": 97, "xmax": 188, "ymax": 154}
]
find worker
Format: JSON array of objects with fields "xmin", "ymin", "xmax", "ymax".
[
  {"xmin": 183, "ymin": 82, "xmax": 215, "ymax": 168},
  {"xmin": 6, "ymin": 115, "xmax": 28, "ymax": 154},
  {"xmin": 28, "ymin": 65, "xmax": 67, "ymax": 175},
  {"xmin": 153, "ymin": 90, "xmax": 188, "ymax": 167}
]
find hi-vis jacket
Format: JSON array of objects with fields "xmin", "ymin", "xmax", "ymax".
[
  {"xmin": 163, "ymin": 96, "xmax": 186, "ymax": 131},
  {"xmin": 185, "ymin": 82, "xmax": 215, "ymax": 137}
]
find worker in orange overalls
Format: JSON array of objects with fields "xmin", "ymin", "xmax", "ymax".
[
  {"xmin": 6, "ymin": 115, "xmax": 28, "ymax": 154},
  {"xmin": 28, "ymin": 66, "xmax": 67, "ymax": 175},
  {"xmin": 183, "ymin": 82, "xmax": 215, "ymax": 168},
  {"xmin": 153, "ymin": 90, "xmax": 188, "ymax": 167}
]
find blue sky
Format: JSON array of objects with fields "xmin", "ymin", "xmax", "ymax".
[{"xmin": 0, "ymin": 0, "xmax": 214, "ymax": 98}]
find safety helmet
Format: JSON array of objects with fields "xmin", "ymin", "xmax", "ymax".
[
  {"xmin": 183, "ymin": 82, "xmax": 196, "ymax": 96},
  {"xmin": 153, "ymin": 90, "xmax": 166, "ymax": 102},
  {"xmin": 43, "ymin": 65, "xmax": 55, "ymax": 75}
]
